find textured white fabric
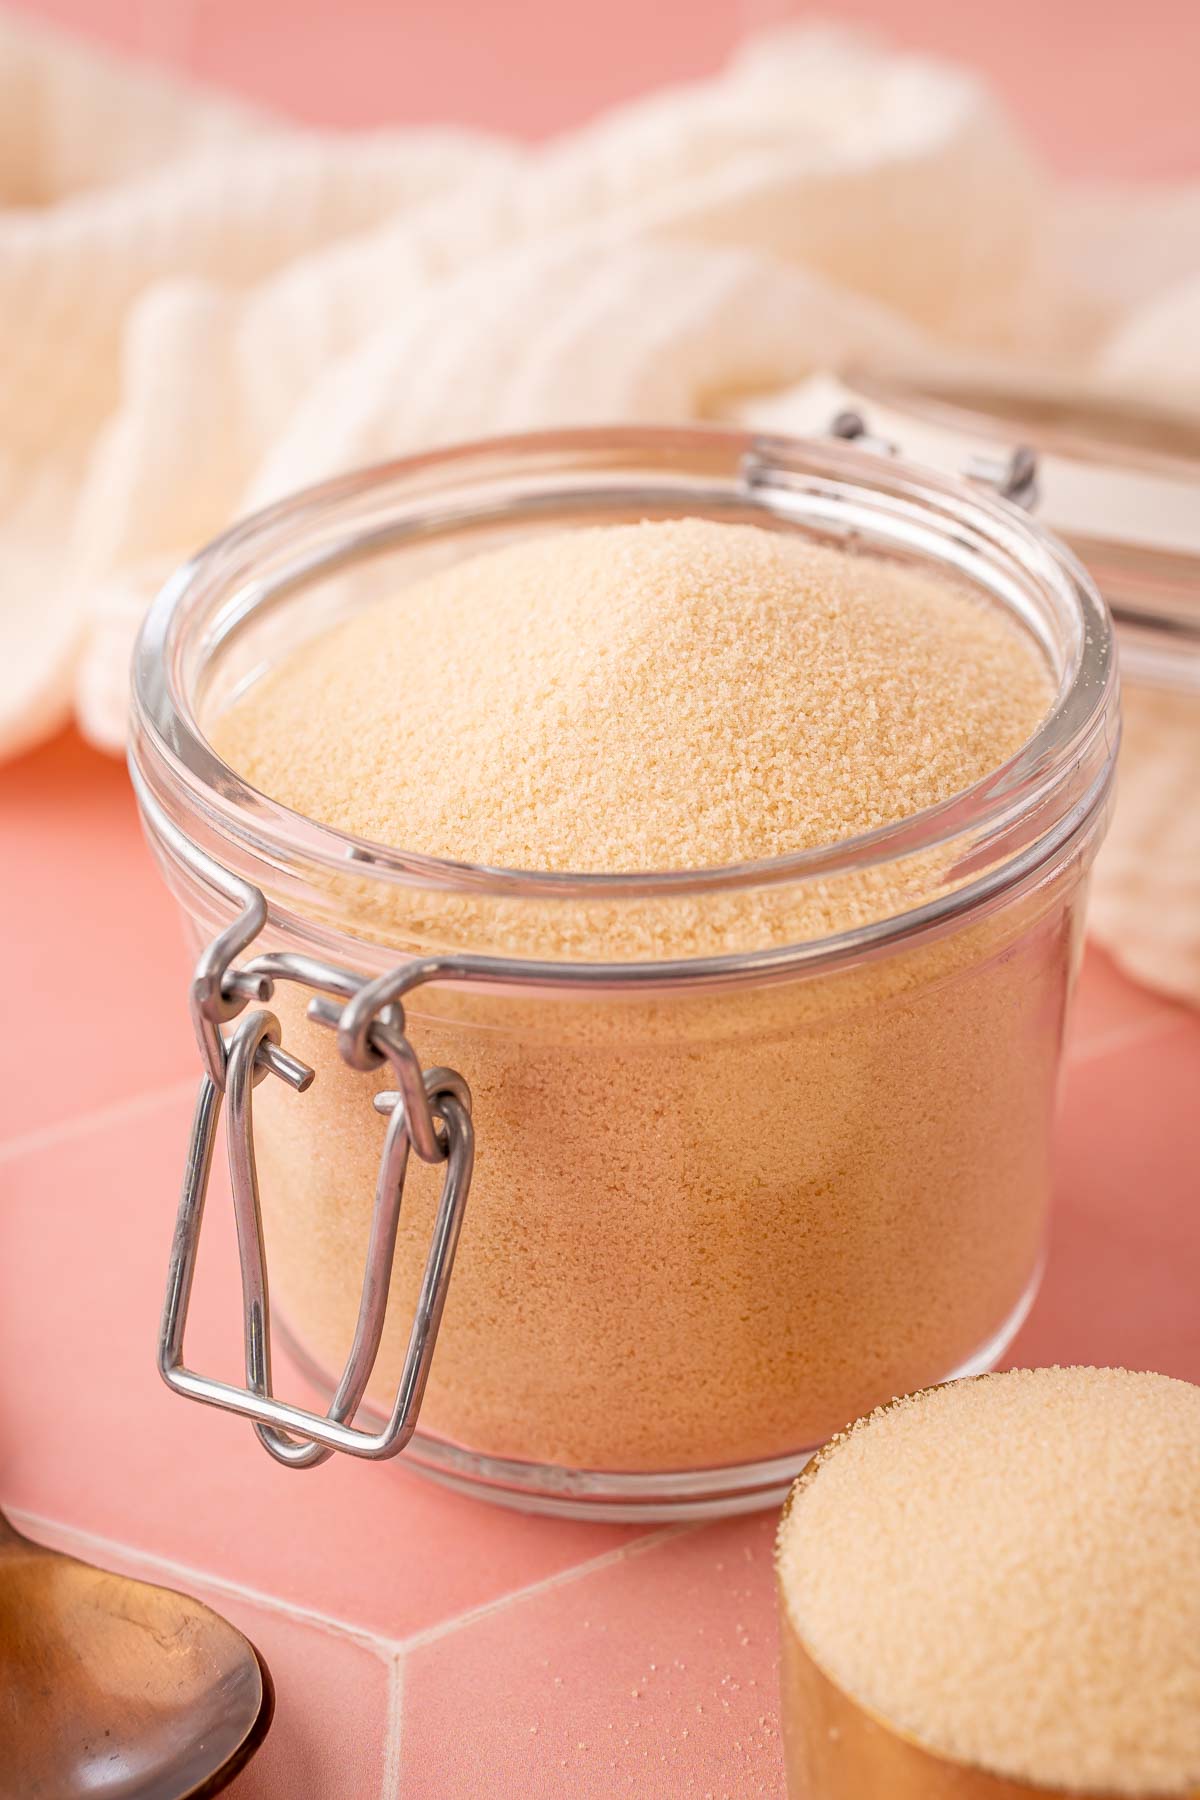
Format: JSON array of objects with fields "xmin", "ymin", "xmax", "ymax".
[{"xmin": 2, "ymin": 13, "xmax": 1199, "ymax": 1000}]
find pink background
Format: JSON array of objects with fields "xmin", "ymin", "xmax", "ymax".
[
  {"xmin": 3, "ymin": 4, "xmax": 1199, "ymax": 1797},
  {"xmin": 8, "ymin": 0, "xmax": 1200, "ymax": 175}
]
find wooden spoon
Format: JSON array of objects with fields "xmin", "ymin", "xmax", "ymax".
[{"xmin": 0, "ymin": 1507, "xmax": 273, "ymax": 1799}]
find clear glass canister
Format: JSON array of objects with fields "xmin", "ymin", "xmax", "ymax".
[
  {"xmin": 129, "ymin": 427, "xmax": 1118, "ymax": 1520},
  {"xmin": 756, "ymin": 373, "xmax": 1200, "ymax": 1002}
]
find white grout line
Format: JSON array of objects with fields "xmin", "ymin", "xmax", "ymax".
[
  {"xmin": 0, "ymin": 1076, "xmax": 198, "ymax": 1167},
  {"xmin": 380, "ymin": 1656, "xmax": 405, "ymax": 1800},
  {"xmin": 6, "ymin": 1506, "xmax": 381, "ymax": 1649},
  {"xmin": 1066, "ymin": 1008, "xmax": 1188, "ymax": 1070},
  {"xmin": 5, "ymin": 1501, "xmax": 697, "ymax": 1665},
  {"xmin": 395, "ymin": 1521, "xmax": 695, "ymax": 1655}
]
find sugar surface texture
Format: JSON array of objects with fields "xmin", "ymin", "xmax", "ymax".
[
  {"xmin": 214, "ymin": 520, "xmax": 1076, "ymax": 1475},
  {"xmin": 778, "ymin": 1366, "xmax": 1200, "ymax": 1795},
  {"xmin": 216, "ymin": 518, "xmax": 1049, "ymax": 881}
]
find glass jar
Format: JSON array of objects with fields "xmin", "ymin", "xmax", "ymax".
[
  {"xmin": 752, "ymin": 372, "xmax": 1200, "ymax": 1003},
  {"xmin": 129, "ymin": 426, "xmax": 1118, "ymax": 1520}
]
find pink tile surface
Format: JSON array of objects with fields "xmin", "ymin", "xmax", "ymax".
[
  {"xmin": 0, "ymin": 1085, "xmax": 639, "ymax": 1644},
  {"xmin": 1012, "ymin": 1018, "xmax": 1200, "ymax": 1383},
  {"xmin": 0, "ymin": 732, "xmax": 196, "ymax": 1141},
  {"xmin": 402, "ymin": 1517, "xmax": 783, "ymax": 1799},
  {"xmin": 1066, "ymin": 942, "xmax": 1189, "ymax": 1060},
  {"xmin": 2, "ymin": 733, "xmax": 1198, "ymax": 1797}
]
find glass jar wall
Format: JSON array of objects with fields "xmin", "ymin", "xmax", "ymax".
[{"xmin": 131, "ymin": 427, "xmax": 1117, "ymax": 1517}]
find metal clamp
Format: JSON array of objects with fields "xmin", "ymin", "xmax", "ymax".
[
  {"xmin": 827, "ymin": 408, "xmax": 899, "ymax": 460},
  {"xmin": 830, "ymin": 407, "xmax": 1039, "ymax": 512},
  {"xmin": 157, "ymin": 866, "xmax": 474, "ymax": 1469}
]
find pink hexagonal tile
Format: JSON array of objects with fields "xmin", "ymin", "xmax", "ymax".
[
  {"xmin": 0, "ymin": 1087, "xmax": 644, "ymax": 1643},
  {"xmin": 1065, "ymin": 944, "xmax": 1187, "ymax": 1063},
  {"xmin": 1010, "ymin": 1020, "xmax": 1200, "ymax": 1380},
  {"xmin": 0, "ymin": 732, "xmax": 196, "ymax": 1142},
  {"xmin": 402, "ymin": 1515, "xmax": 784, "ymax": 1800}
]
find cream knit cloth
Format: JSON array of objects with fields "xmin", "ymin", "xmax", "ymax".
[{"xmin": 3, "ymin": 12, "xmax": 1197, "ymax": 990}]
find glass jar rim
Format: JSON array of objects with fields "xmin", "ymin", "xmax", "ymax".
[
  {"xmin": 840, "ymin": 368, "xmax": 1200, "ymax": 695},
  {"xmin": 129, "ymin": 424, "xmax": 1118, "ymax": 971}
]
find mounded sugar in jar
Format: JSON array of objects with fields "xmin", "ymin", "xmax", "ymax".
[
  {"xmin": 219, "ymin": 519, "xmax": 1047, "ymax": 886},
  {"xmin": 777, "ymin": 1366, "xmax": 1200, "ymax": 1796},
  {"xmin": 212, "ymin": 519, "xmax": 1065, "ymax": 1474}
]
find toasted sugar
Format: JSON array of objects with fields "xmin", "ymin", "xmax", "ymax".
[
  {"xmin": 213, "ymin": 519, "xmax": 1076, "ymax": 1473},
  {"xmin": 778, "ymin": 1367, "xmax": 1200, "ymax": 1795},
  {"xmin": 216, "ymin": 518, "xmax": 1049, "ymax": 886}
]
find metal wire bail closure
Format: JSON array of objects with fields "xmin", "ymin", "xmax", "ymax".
[{"xmin": 155, "ymin": 848, "xmax": 475, "ymax": 1469}]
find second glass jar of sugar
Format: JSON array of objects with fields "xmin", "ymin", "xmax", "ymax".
[{"xmin": 130, "ymin": 426, "xmax": 1117, "ymax": 1519}]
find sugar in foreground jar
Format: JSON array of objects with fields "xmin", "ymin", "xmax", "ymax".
[
  {"xmin": 776, "ymin": 1367, "xmax": 1200, "ymax": 1798},
  {"xmin": 130, "ymin": 427, "xmax": 1117, "ymax": 1518}
]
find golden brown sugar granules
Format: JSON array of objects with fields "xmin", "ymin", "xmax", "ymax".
[
  {"xmin": 218, "ymin": 518, "xmax": 1049, "ymax": 887},
  {"xmin": 215, "ymin": 519, "xmax": 1067, "ymax": 1472},
  {"xmin": 777, "ymin": 1367, "xmax": 1200, "ymax": 1796}
]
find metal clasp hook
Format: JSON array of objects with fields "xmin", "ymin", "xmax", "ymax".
[
  {"xmin": 132, "ymin": 746, "xmax": 479, "ymax": 1471},
  {"xmin": 158, "ymin": 993, "xmax": 474, "ymax": 1466},
  {"xmin": 831, "ymin": 406, "xmax": 1039, "ymax": 511}
]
